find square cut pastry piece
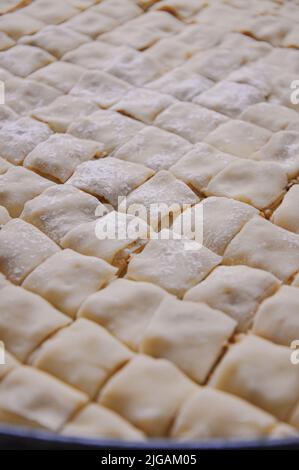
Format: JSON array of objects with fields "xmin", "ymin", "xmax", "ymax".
[
  {"xmin": 193, "ymin": 81, "xmax": 264, "ymax": 118},
  {"xmin": 21, "ymin": 185, "xmax": 102, "ymax": 245},
  {"xmin": 20, "ymin": 26, "xmax": 89, "ymax": 59},
  {"xmin": 99, "ymin": 355, "xmax": 196, "ymax": 437},
  {"xmin": 70, "ymin": 70, "xmax": 132, "ymax": 108},
  {"xmin": 173, "ymin": 197, "xmax": 258, "ymax": 255},
  {"xmin": 155, "ymin": 102, "xmax": 228, "ymax": 143},
  {"xmin": 252, "ymin": 131, "xmax": 299, "ymax": 179},
  {"xmin": 141, "ymin": 297, "xmax": 236, "ymax": 384},
  {"xmin": 170, "ymin": 143, "xmax": 237, "ymax": 192},
  {"xmin": 0, "ymin": 117, "xmax": 52, "ymax": 165},
  {"xmin": 185, "ymin": 265, "xmax": 280, "ymax": 332},
  {"xmin": 187, "ymin": 48, "xmax": 245, "ymax": 82},
  {"xmin": 31, "ymin": 318, "xmax": 132, "ymax": 398},
  {"xmin": 171, "ymin": 388, "xmax": 278, "ymax": 440},
  {"xmin": 127, "ymin": 238, "xmax": 222, "ymax": 297},
  {"xmin": 210, "ymin": 335, "xmax": 299, "ymax": 421},
  {"xmin": 22, "ymin": 249, "xmax": 117, "ymax": 318},
  {"xmin": 113, "ymin": 88, "xmax": 175, "ymax": 124},
  {"xmin": 79, "ymin": 278, "xmax": 170, "ymax": 351},
  {"xmin": 223, "ymin": 216, "xmax": 299, "ymax": 282},
  {"xmin": 61, "ymin": 403, "xmax": 145, "ymax": 441},
  {"xmin": 0, "ymin": 45, "xmax": 55, "ymax": 78},
  {"xmin": 0, "ymin": 285, "xmax": 70, "ymax": 361},
  {"xmin": 205, "ymin": 120, "xmax": 271, "ymax": 158},
  {"xmin": 0, "ymin": 219, "xmax": 59, "ymax": 285},
  {"xmin": 114, "ymin": 126, "xmax": 192, "ymax": 171},
  {"xmin": 91, "ymin": 0, "xmax": 142, "ymax": 22},
  {"xmin": 205, "ymin": 160, "xmax": 287, "ymax": 210},
  {"xmin": 0, "ymin": 366, "xmax": 87, "ymax": 432},
  {"xmin": 240, "ymin": 103, "xmax": 299, "ymax": 133},
  {"xmin": 32, "ymin": 95, "xmax": 98, "ymax": 133},
  {"xmin": 24, "ymin": 134, "xmax": 106, "ymax": 183},
  {"xmin": 24, "ymin": 0, "xmax": 80, "ymax": 24},
  {"xmin": 62, "ymin": 41, "xmax": 122, "ymax": 70},
  {"xmin": 64, "ymin": 10, "xmax": 117, "ymax": 38},
  {"xmin": 272, "ymin": 185, "xmax": 299, "ymax": 234},
  {"xmin": 253, "ymin": 286, "xmax": 299, "ymax": 347},
  {"xmin": 68, "ymin": 109, "xmax": 144, "ymax": 153},
  {"xmin": 0, "ymin": 167, "xmax": 54, "ymax": 217},
  {"xmin": 144, "ymin": 38, "xmax": 193, "ymax": 71},
  {"xmin": 0, "ymin": 206, "xmax": 10, "ymax": 226},
  {"xmin": 119, "ymin": 170, "xmax": 199, "ymax": 230},
  {"xmin": 100, "ymin": 22, "xmax": 163, "ymax": 51},
  {"xmin": 30, "ymin": 62, "xmax": 85, "ymax": 93},
  {"xmin": 67, "ymin": 157, "xmax": 154, "ymax": 206},
  {"xmin": 0, "ymin": 12, "xmax": 45, "ymax": 40}
]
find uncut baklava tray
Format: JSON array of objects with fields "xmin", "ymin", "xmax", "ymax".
[{"xmin": 1, "ymin": 0, "xmax": 299, "ymax": 445}]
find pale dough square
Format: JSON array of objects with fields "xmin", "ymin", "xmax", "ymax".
[
  {"xmin": 185, "ymin": 265, "xmax": 280, "ymax": 332},
  {"xmin": 144, "ymin": 38, "xmax": 193, "ymax": 71},
  {"xmin": 187, "ymin": 48, "xmax": 245, "ymax": 82},
  {"xmin": 240, "ymin": 103, "xmax": 299, "ymax": 132},
  {"xmin": 32, "ymin": 318, "xmax": 132, "ymax": 398},
  {"xmin": 0, "ymin": 32, "xmax": 15, "ymax": 51},
  {"xmin": 0, "ymin": 12, "xmax": 45, "ymax": 40},
  {"xmin": 63, "ymin": 41, "xmax": 122, "ymax": 69},
  {"xmin": 0, "ymin": 218, "xmax": 60, "ymax": 284},
  {"xmin": 91, "ymin": 0, "xmax": 142, "ymax": 23},
  {"xmin": 65, "ymin": 11, "xmax": 117, "ymax": 38},
  {"xmin": 24, "ymin": 0, "xmax": 80, "ymax": 24},
  {"xmin": 0, "ymin": 285, "xmax": 70, "ymax": 361},
  {"xmin": 0, "ymin": 45, "xmax": 55, "ymax": 78},
  {"xmin": 141, "ymin": 296, "xmax": 236, "ymax": 384},
  {"xmin": 30, "ymin": 62, "xmax": 85, "ymax": 93},
  {"xmin": 272, "ymin": 185, "xmax": 299, "ymax": 234},
  {"xmin": 79, "ymin": 278, "xmax": 169, "ymax": 350},
  {"xmin": 223, "ymin": 216, "xmax": 299, "ymax": 282},
  {"xmin": 153, "ymin": 0, "xmax": 204, "ymax": 19},
  {"xmin": 23, "ymin": 249, "xmax": 117, "ymax": 318},
  {"xmin": 99, "ymin": 355, "xmax": 196, "ymax": 437},
  {"xmin": 0, "ymin": 104, "xmax": 18, "ymax": 128},
  {"xmin": 100, "ymin": 23, "xmax": 162, "ymax": 50}
]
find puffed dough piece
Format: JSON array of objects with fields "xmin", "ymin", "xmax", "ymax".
[
  {"xmin": 30, "ymin": 62, "xmax": 85, "ymax": 93},
  {"xmin": 0, "ymin": 12, "xmax": 45, "ymax": 40},
  {"xmin": 32, "ymin": 318, "xmax": 132, "ymax": 398},
  {"xmin": 127, "ymin": 239, "xmax": 221, "ymax": 297},
  {"xmin": 113, "ymin": 88, "xmax": 175, "ymax": 124},
  {"xmin": 147, "ymin": 67, "xmax": 213, "ymax": 101},
  {"xmin": 205, "ymin": 160, "xmax": 287, "ymax": 210},
  {"xmin": 119, "ymin": 170, "xmax": 199, "ymax": 230},
  {"xmin": 144, "ymin": 38, "xmax": 193, "ymax": 71},
  {"xmin": 155, "ymin": 102, "xmax": 228, "ymax": 144},
  {"xmin": 238, "ymin": 16, "xmax": 291, "ymax": 46},
  {"xmin": 68, "ymin": 109, "xmax": 144, "ymax": 153},
  {"xmin": 224, "ymin": 216, "xmax": 299, "ymax": 282},
  {"xmin": 0, "ymin": 105, "xmax": 18, "ymax": 128},
  {"xmin": 283, "ymin": 27, "xmax": 299, "ymax": 48},
  {"xmin": 0, "ymin": 219, "xmax": 60, "ymax": 285},
  {"xmin": 210, "ymin": 335, "xmax": 299, "ymax": 421},
  {"xmin": 65, "ymin": 11, "xmax": 117, "ymax": 38},
  {"xmin": 240, "ymin": 103, "xmax": 299, "ymax": 132},
  {"xmin": 272, "ymin": 185, "xmax": 299, "ymax": 234},
  {"xmin": 100, "ymin": 23, "xmax": 162, "ymax": 50},
  {"xmin": 194, "ymin": 81, "xmax": 264, "ymax": 118},
  {"xmin": 20, "ymin": 26, "xmax": 89, "ymax": 59},
  {"xmin": 23, "ymin": 249, "xmax": 117, "ymax": 318},
  {"xmin": 92, "ymin": 0, "xmax": 142, "ymax": 22},
  {"xmin": 153, "ymin": 0, "xmax": 204, "ymax": 19},
  {"xmin": 0, "ymin": 285, "xmax": 70, "ymax": 361},
  {"xmin": 0, "ymin": 366, "xmax": 87, "ymax": 431},
  {"xmin": 205, "ymin": 120, "xmax": 272, "ymax": 158},
  {"xmin": 106, "ymin": 48, "xmax": 163, "ymax": 87},
  {"xmin": 24, "ymin": 0, "xmax": 80, "ymax": 24},
  {"xmin": 252, "ymin": 132, "xmax": 299, "ymax": 179},
  {"xmin": 218, "ymin": 32, "xmax": 272, "ymax": 62},
  {"xmin": 178, "ymin": 23, "xmax": 224, "ymax": 52},
  {"xmin": 171, "ymin": 388, "xmax": 277, "ymax": 440},
  {"xmin": 24, "ymin": 134, "xmax": 106, "ymax": 183},
  {"xmin": 141, "ymin": 297, "xmax": 236, "ymax": 384},
  {"xmin": 0, "ymin": 45, "xmax": 55, "ymax": 78},
  {"xmin": 99, "ymin": 355, "xmax": 196, "ymax": 437},
  {"xmin": 0, "ymin": 352, "xmax": 19, "ymax": 382},
  {"xmin": 253, "ymin": 286, "xmax": 299, "ymax": 347},
  {"xmin": 114, "ymin": 126, "xmax": 191, "ymax": 171},
  {"xmin": 70, "ymin": 70, "xmax": 132, "ymax": 108},
  {"xmin": 170, "ymin": 143, "xmax": 237, "ymax": 192},
  {"xmin": 79, "ymin": 278, "xmax": 170, "ymax": 350},
  {"xmin": 63, "ymin": 41, "xmax": 122, "ymax": 70},
  {"xmin": 68, "ymin": 157, "xmax": 154, "ymax": 206},
  {"xmin": 185, "ymin": 265, "xmax": 280, "ymax": 332},
  {"xmin": 0, "ymin": 117, "xmax": 52, "ymax": 165},
  {"xmin": 0, "ymin": 206, "xmax": 11, "ymax": 225},
  {"xmin": 21, "ymin": 185, "xmax": 102, "ymax": 244},
  {"xmin": 32, "ymin": 95, "xmax": 98, "ymax": 133},
  {"xmin": 0, "ymin": 32, "xmax": 15, "ymax": 51},
  {"xmin": 61, "ymin": 404, "xmax": 145, "ymax": 441},
  {"xmin": 187, "ymin": 48, "xmax": 244, "ymax": 82},
  {"xmin": 0, "ymin": 167, "xmax": 54, "ymax": 217}
]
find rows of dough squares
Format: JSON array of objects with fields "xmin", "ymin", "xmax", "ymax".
[{"xmin": 0, "ymin": 0, "xmax": 299, "ymax": 443}]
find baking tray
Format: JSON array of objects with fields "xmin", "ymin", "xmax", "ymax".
[{"xmin": 1, "ymin": 424, "xmax": 299, "ymax": 450}]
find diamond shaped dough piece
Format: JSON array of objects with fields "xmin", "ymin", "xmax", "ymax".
[
  {"xmin": 185, "ymin": 265, "xmax": 280, "ymax": 332},
  {"xmin": 0, "ymin": 219, "xmax": 60, "ymax": 285},
  {"xmin": 0, "ymin": 45, "xmax": 55, "ymax": 78},
  {"xmin": 30, "ymin": 62, "xmax": 85, "ymax": 93},
  {"xmin": 0, "ymin": 285, "xmax": 70, "ymax": 361},
  {"xmin": 79, "ymin": 278, "xmax": 170, "ymax": 350},
  {"xmin": 0, "ymin": 12, "xmax": 45, "ymax": 40},
  {"xmin": 240, "ymin": 103, "xmax": 299, "ymax": 133},
  {"xmin": 99, "ymin": 355, "xmax": 197, "ymax": 437},
  {"xmin": 272, "ymin": 185, "xmax": 299, "ymax": 234},
  {"xmin": 0, "ymin": 366, "xmax": 87, "ymax": 431},
  {"xmin": 141, "ymin": 297, "xmax": 236, "ymax": 384},
  {"xmin": 32, "ymin": 319, "xmax": 132, "ymax": 398},
  {"xmin": 24, "ymin": 0, "xmax": 80, "ymax": 24}
]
